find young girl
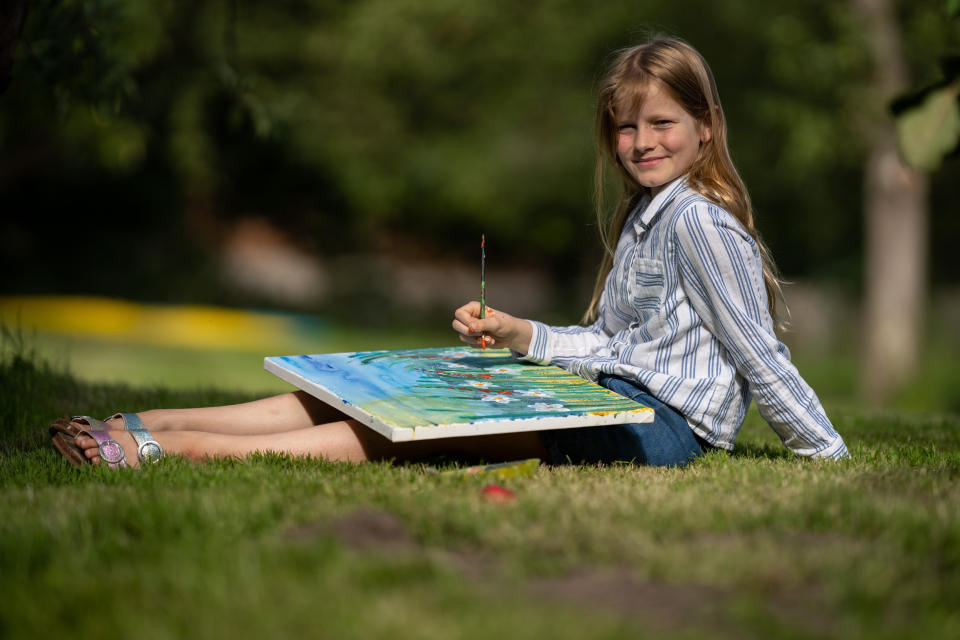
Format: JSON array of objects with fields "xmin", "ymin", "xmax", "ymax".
[{"xmin": 51, "ymin": 37, "xmax": 848, "ymax": 470}]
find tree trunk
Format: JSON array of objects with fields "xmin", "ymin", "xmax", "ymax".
[{"xmin": 852, "ymin": 0, "xmax": 929, "ymax": 402}]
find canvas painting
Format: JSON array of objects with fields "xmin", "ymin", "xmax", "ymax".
[{"xmin": 264, "ymin": 347, "xmax": 653, "ymax": 442}]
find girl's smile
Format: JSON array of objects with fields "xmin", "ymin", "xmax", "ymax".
[
  {"xmin": 615, "ymin": 81, "xmax": 711, "ymax": 196},
  {"xmin": 635, "ymin": 156, "xmax": 665, "ymax": 167}
]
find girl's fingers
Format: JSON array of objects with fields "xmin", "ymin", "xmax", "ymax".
[
  {"xmin": 468, "ymin": 317, "xmax": 496, "ymax": 335},
  {"xmin": 453, "ymin": 302, "xmax": 480, "ymax": 325},
  {"xmin": 458, "ymin": 333, "xmax": 487, "ymax": 347},
  {"xmin": 453, "ymin": 302, "xmax": 491, "ymax": 333},
  {"xmin": 454, "ymin": 300, "xmax": 482, "ymax": 318},
  {"xmin": 452, "ymin": 317, "xmax": 483, "ymax": 338},
  {"xmin": 452, "ymin": 301, "xmax": 510, "ymax": 349}
]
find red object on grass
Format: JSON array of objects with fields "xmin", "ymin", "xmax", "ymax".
[{"xmin": 480, "ymin": 484, "xmax": 516, "ymax": 502}]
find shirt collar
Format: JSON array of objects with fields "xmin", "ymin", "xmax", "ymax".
[{"xmin": 632, "ymin": 175, "xmax": 687, "ymax": 235}]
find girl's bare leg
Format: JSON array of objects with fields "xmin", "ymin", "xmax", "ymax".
[
  {"xmin": 101, "ymin": 391, "xmax": 344, "ymax": 436},
  {"xmin": 74, "ymin": 419, "xmax": 549, "ymax": 467}
]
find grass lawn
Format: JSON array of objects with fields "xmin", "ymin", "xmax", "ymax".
[{"xmin": 1, "ymin": 342, "xmax": 959, "ymax": 639}]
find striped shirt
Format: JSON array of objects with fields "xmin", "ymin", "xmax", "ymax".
[{"xmin": 523, "ymin": 177, "xmax": 849, "ymax": 459}]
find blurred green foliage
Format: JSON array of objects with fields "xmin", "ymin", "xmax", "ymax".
[
  {"xmin": 1, "ymin": 0, "xmax": 958, "ymax": 309},
  {"xmin": 893, "ymin": 3, "xmax": 960, "ymax": 172}
]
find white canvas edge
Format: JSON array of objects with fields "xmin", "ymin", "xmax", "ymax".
[
  {"xmin": 264, "ymin": 356, "xmax": 654, "ymax": 443},
  {"xmin": 407, "ymin": 408, "xmax": 654, "ymax": 441}
]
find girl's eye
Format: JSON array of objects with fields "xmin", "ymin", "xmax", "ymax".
[
  {"xmin": 654, "ymin": 120, "xmax": 673, "ymax": 127},
  {"xmin": 617, "ymin": 124, "xmax": 636, "ymax": 131}
]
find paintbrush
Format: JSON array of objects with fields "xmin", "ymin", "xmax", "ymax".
[{"xmin": 480, "ymin": 234, "xmax": 486, "ymax": 349}]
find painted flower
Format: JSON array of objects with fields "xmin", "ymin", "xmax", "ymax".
[
  {"xmin": 444, "ymin": 363, "xmax": 469, "ymax": 369},
  {"xmin": 490, "ymin": 367, "xmax": 521, "ymax": 375},
  {"xmin": 482, "ymin": 394, "xmax": 513, "ymax": 404},
  {"xmin": 517, "ymin": 389, "xmax": 550, "ymax": 398},
  {"xmin": 468, "ymin": 381, "xmax": 491, "ymax": 388},
  {"xmin": 531, "ymin": 402, "xmax": 565, "ymax": 411}
]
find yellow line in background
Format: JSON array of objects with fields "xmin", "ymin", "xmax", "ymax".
[{"xmin": 0, "ymin": 295, "xmax": 311, "ymax": 353}]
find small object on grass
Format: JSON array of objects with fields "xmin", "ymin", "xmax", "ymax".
[
  {"xmin": 451, "ymin": 458, "xmax": 541, "ymax": 479},
  {"xmin": 424, "ymin": 458, "xmax": 541, "ymax": 478},
  {"xmin": 480, "ymin": 483, "xmax": 516, "ymax": 503}
]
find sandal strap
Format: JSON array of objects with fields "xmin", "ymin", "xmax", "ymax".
[
  {"xmin": 104, "ymin": 413, "xmax": 145, "ymax": 430},
  {"xmin": 105, "ymin": 413, "xmax": 163, "ymax": 464},
  {"xmin": 79, "ymin": 429, "xmax": 128, "ymax": 469},
  {"xmin": 71, "ymin": 415, "xmax": 109, "ymax": 430}
]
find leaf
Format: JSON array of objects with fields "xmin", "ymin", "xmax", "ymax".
[
  {"xmin": 948, "ymin": 0, "xmax": 960, "ymax": 18},
  {"xmin": 895, "ymin": 81, "xmax": 960, "ymax": 171}
]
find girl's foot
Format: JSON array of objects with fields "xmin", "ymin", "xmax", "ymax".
[
  {"xmin": 57, "ymin": 415, "xmax": 166, "ymax": 468},
  {"xmin": 74, "ymin": 430, "xmax": 143, "ymax": 468}
]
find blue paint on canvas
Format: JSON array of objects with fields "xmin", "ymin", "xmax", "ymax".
[{"xmin": 267, "ymin": 347, "xmax": 650, "ymax": 431}]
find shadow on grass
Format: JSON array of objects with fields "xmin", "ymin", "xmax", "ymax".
[{"xmin": 728, "ymin": 442, "xmax": 793, "ymax": 461}]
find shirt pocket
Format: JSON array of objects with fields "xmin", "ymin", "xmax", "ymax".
[{"xmin": 628, "ymin": 256, "xmax": 665, "ymax": 321}]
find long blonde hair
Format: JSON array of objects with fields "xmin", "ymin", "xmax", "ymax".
[{"xmin": 584, "ymin": 37, "xmax": 784, "ymax": 325}]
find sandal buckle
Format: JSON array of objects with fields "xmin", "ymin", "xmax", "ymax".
[
  {"xmin": 99, "ymin": 439, "xmax": 126, "ymax": 465},
  {"xmin": 137, "ymin": 440, "xmax": 165, "ymax": 464}
]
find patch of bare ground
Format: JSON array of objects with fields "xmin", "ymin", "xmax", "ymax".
[
  {"xmin": 283, "ymin": 507, "xmax": 416, "ymax": 556},
  {"xmin": 284, "ymin": 510, "xmax": 842, "ymax": 635},
  {"xmin": 329, "ymin": 508, "xmax": 415, "ymax": 552},
  {"xmin": 693, "ymin": 530, "xmax": 853, "ymax": 549},
  {"xmin": 527, "ymin": 567, "xmax": 731, "ymax": 631},
  {"xmin": 527, "ymin": 566, "xmax": 843, "ymax": 636},
  {"xmin": 284, "ymin": 507, "xmax": 506, "ymax": 582}
]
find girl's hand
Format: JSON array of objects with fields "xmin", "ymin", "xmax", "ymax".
[{"xmin": 452, "ymin": 301, "xmax": 532, "ymax": 355}]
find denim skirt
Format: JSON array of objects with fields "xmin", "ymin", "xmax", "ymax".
[{"xmin": 539, "ymin": 374, "xmax": 711, "ymax": 467}]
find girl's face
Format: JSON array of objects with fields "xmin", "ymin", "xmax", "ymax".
[{"xmin": 615, "ymin": 81, "xmax": 711, "ymax": 196}]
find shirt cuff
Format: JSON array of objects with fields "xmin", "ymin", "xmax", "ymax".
[
  {"xmin": 808, "ymin": 436, "xmax": 850, "ymax": 460},
  {"xmin": 514, "ymin": 320, "xmax": 552, "ymax": 365}
]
